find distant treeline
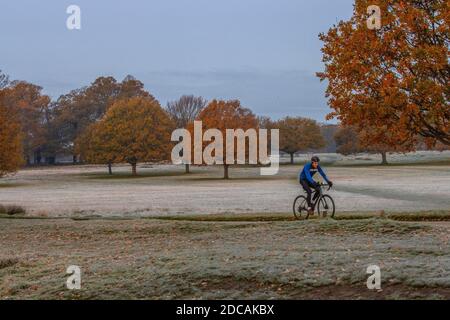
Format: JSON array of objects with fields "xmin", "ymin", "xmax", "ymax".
[
  {"xmin": 0, "ymin": 72, "xmax": 338, "ymax": 177},
  {"xmin": 0, "ymin": 69, "xmax": 448, "ymax": 179}
]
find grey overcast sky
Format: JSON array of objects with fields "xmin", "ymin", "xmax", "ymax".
[{"xmin": 0, "ymin": 0, "xmax": 354, "ymax": 122}]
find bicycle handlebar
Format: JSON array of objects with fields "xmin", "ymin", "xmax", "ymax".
[{"xmin": 318, "ymin": 183, "xmax": 333, "ymax": 191}]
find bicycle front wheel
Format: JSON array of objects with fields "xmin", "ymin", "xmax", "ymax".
[
  {"xmin": 293, "ymin": 195, "xmax": 309, "ymax": 220},
  {"xmin": 317, "ymin": 195, "xmax": 335, "ymax": 218}
]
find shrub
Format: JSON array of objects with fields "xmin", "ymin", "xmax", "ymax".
[{"xmin": 0, "ymin": 204, "xmax": 26, "ymax": 215}]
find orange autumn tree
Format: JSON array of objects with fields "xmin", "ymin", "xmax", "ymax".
[
  {"xmin": 76, "ymin": 122, "xmax": 117, "ymax": 174},
  {"xmin": 318, "ymin": 0, "xmax": 450, "ymax": 150},
  {"xmin": 190, "ymin": 99, "xmax": 258, "ymax": 179},
  {"xmin": 0, "ymin": 91, "xmax": 23, "ymax": 177},
  {"xmin": 54, "ymin": 75, "xmax": 151, "ymax": 163},
  {"xmin": 2, "ymin": 82, "xmax": 50, "ymax": 164},
  {"xmin": 77, "ymin": 96, "xmax": 174, "ymax": 175},
  {"xmin": 276, "ymin": 117, "xmax": 325, "ymax": 164}
]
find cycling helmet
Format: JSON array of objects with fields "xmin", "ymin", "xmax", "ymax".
[{"xmin": 311, "ymin": 156, "xmax": 320, "ymax": 163}]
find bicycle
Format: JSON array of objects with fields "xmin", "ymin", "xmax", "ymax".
[{"xmin": 292, "ymin": 183, "xmax": 335, "ymax": 220}]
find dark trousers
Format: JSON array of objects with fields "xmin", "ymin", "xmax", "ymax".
[{"xmin": 300, "ymin": 179, "xmax": 320, "ymax": 208}]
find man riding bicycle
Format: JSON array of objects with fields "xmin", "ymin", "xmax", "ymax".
[{"xmin": 299, "ymin": 156, "xmax": 333, "ymax": 214}]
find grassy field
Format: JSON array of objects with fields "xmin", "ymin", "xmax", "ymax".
[
  {"xmin": 1, "ymin": 212, "xmax": 449, "ymax": 300},
  {"xmin": 0, "ymin": 152, "xmax": 449, "ymax": 218},
  {"xmin": 0, "ymin": 152, "xmax": 449, "ymax": 300}
]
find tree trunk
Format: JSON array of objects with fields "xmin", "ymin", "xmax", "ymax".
[
  {"xmin": 290, "ymin": 153, "xmax": 294, "ymax": 164},
  {"xmin": 72, "ymin": 155, "xmax": 77, "ymax": 165},
  {"xmin": 108, "ymin": 163, "xmax": 112, "ymax": 175},
  {"xmin": 381, "ymin": 152, "xmax": 388, "ymax": 165},
  {"xmin": 185, "ymin": 163, "xmax": 190, "ymax": 174},
  {"xmin": 131, "ymin": 163, "xmax": 137, "ymax": 176},
  {"xmin": 224, "ymin": 164, "xmax": 229, "ymax": 179},
  {"xmin": 36, "ymin": 151, "xmax": 42, "ymax": 165}
]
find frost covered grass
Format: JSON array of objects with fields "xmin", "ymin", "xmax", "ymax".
[
  {"xmin": 0, "ymin": 152, "xmax": 448, "ymax": 217},
  {"xmin": 0, "ymin": 152, "xmax": 448, "ymax": 299},
  {"xmin": 0, "ymin": 215, "xmax": 449, "ymax": 300}
]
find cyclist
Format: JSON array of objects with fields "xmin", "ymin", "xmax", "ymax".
[{"xmin": 299, "ymin": 156, "xmax": 333, "ymax": 214}]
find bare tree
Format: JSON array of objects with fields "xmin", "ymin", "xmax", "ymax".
[
  {"xmin": 167, "ymin": 95, "xmax": 207, "ymax": 173},
  {"xmin": 0, "ymin": 70, "xmax": 10, "ymax": 89},
  {"xmin": 167, "ymin": 95, "xmax": 207, "ymax": 128}
]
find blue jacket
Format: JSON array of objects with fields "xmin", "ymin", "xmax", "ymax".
[{"xmin": 299, "ymin": 163, "xmax": 330, "ymax": 185}]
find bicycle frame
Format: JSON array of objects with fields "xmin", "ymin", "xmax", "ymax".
[
  {"xmin": 311, "ymin": 188, "xmax": 323, "ymax": 210},
  {"xmin": 311, "ymin": 184, "xmax": 331, "ymax": 209}
]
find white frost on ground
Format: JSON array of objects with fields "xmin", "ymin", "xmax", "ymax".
[{"xmin": 0, "ymin": 151, "xmax": 449, "ymax": 217}]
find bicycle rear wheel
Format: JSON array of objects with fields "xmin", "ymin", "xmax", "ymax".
[
  {"xmin": 293, "ymin": 195, "xmax": 309, "ymax": 220},
  {"xmin": 317, "ymin": 195, "xmax": 335, "ymax": 218}
]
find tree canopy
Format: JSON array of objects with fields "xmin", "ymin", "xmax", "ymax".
[
  {"xmin": 318, "ymin": 0, "xmax": 449, "ymax": 148},
  {"xmin": 192, "ymin": 99, "xmax": 258, "ymax": 179},
  {"xmin": 77, "ymin": 96, "xmax": 174, "ymax": 175},
  {"xmin": 53, "ymin": 75, "xmax": 151, "ymax": 160},
  {"xmin": 276, "ymin": 117, "xmax": 325, "ymax": 164},
  {"xmin": 167, "ymin": 95, "xmax": 207, "ymax": 173},
  {"xmin": 0, "ymin": 90, "xmax": 23, "ymax": 177},
  {"xmin": 1, "ymin": 81, "xmax": 50, "ymax": 164},
  {"xmin": 167, "ymin": 95, "xmax": 208, "ymax": 129}
]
